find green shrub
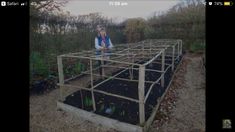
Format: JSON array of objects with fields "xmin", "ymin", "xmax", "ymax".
[
  {"xmin": 30, "ymin": 52, "xmax": 49, "ymax": 78},
  {"xmin": 190, "ymin": 42, "xmax": 205, "ymax": 53},
  {"xmin": 74, "ymin": 62, "xmax": 85, "ymax": 74}
]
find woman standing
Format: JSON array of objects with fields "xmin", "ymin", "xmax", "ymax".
[{"xmin": 95, "ymin": 26, "xmax": 114, "ymax": 75}]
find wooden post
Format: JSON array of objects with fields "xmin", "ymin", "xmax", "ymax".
[
  {"xmin": 57, "ymin": 56, "xmax": 64, "ymax": 101},
  {"xmin": 180, "ymin": 40, "xmax": 183, "ymax": 55},
  {"xmin": 161, "ymin": 50, "xmax": 165, "ymax": 87},
  {"xmin": 129, "ymin": 67, "xmax": 133, "ymax": 80},
  {"xmin": 128, "ymin": 44, "xmax": 133, "ymax": 80},
  {"xmin": 90, "ymin": 59, "xmax": 93, "ymax": 87},
  {"xmin": 149, "ymin": 42, "xmax": 153, "ymax": 67},
  {"xmin": 90, "ymin": 59, "xmax": 96, "ymax": 111},
  {"xmin": 130, "ymin": 52, "xmax": 134, "ymax": 80},
  {"xmin": 138, "ymin": 65, "xmax": 145, "ymax": 125},
  {"xmin": 172, "ymin": 46, "xmax": 175, "ymax": 71},
  {"xmin": 142, "ymin": 45, "xmax": 144, "ymax": 59},
  {"xmin": 131, "ymin": 66, "xmax": 133, "ymax": 80},
  {"xmin": 101, "ymin": 50, "xmax": 105, "ymax": 79}
]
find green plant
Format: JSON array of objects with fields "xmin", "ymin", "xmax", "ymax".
[
  {"xmin": 74, "ymin": 62, "xmax": 85, "ymax": 74},
  {"xmin": 120, "ymin": 110, "xmax": 125, "ymax": 116},
  {"xmin": 64, "ymin": 66, "xmax": 73, "ymax": 77},
  {"xmin": 84, "ymin": 96, "xmax": 93, "ymax": 107},
  {"xmin": 190, "ymin": 42, "xmax": 205, "ymax": 53},
  {"xmin": 30, "ymin": 52, "xmax": 49, "ymax": 78}
]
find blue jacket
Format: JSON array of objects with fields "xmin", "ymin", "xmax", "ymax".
[
  {"xmin": 97, "ymin": 36, "xmax": 110, "ymax": 47},
  {"xmin": 95, "ymin": 35, "xmax": 113, "ymax": 55}
]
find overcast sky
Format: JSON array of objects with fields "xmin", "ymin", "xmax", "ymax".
[{"xmin": 61, "ymin": 0, "xmax": 181, "ymax": 23}]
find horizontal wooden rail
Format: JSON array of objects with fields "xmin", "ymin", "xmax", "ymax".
[{"xmin": 58, "ymin": 84, "xmax": 140, "ymax": 103}]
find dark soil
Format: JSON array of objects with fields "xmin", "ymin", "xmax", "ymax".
[{"xmin": 63, "ymin": 56, "xmax": 182, "ymax": 125}]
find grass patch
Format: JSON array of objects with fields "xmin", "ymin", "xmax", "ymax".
[{"xmin": 189, "ymin": 42, "xmax": 205, "ymax": 53}]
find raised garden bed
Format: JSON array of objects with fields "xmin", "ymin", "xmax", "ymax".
[{"xmin": 57, "ymin": 39, "xmax": 183, "ymax": 132}]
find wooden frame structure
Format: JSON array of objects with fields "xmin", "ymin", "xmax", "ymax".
[{"xmin": 57, "ymin": 39, "xmax": 183, "ymax": 132}]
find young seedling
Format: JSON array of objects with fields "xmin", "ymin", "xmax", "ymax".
[
  {"xmin": 120, "ymin": 110, "xmax": 125, "ymax": 116},
  {"xmin": 84, "ymin": 96, "xmax": 93, "ymax": 107}
]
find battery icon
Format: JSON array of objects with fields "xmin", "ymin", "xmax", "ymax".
[{"xmin": 224, "ymin": 1, "xmax": 231, "ymax": 6}]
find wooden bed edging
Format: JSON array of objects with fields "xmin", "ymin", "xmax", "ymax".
[{"xmin": 57, "ymin": 101, "xmax": 143, "ymax": 132}]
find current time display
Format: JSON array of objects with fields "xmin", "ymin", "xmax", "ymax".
[{"xmin": 109, "ymin": 1, "xmax": 128, "ymax": 6}]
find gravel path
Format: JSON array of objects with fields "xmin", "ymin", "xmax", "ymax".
[
  {"xmin": 30, "ymin": 53, "xmax": 205, "ymax": 132},
  {"xmin": 149, "ymin": 53, "xmax": 205, "ymax": 132}
]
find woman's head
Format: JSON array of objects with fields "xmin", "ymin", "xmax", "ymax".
[
  {"xmin": 99, "ymin": 28, "xmax": 106, "ymax": 37},
  {"xmin": 96, "ymin": 25, "xmax": 102, "ymax": 32},
  {"xmin": 96, "ymin": 25, "xmax": 106, "ymax": 37}
]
